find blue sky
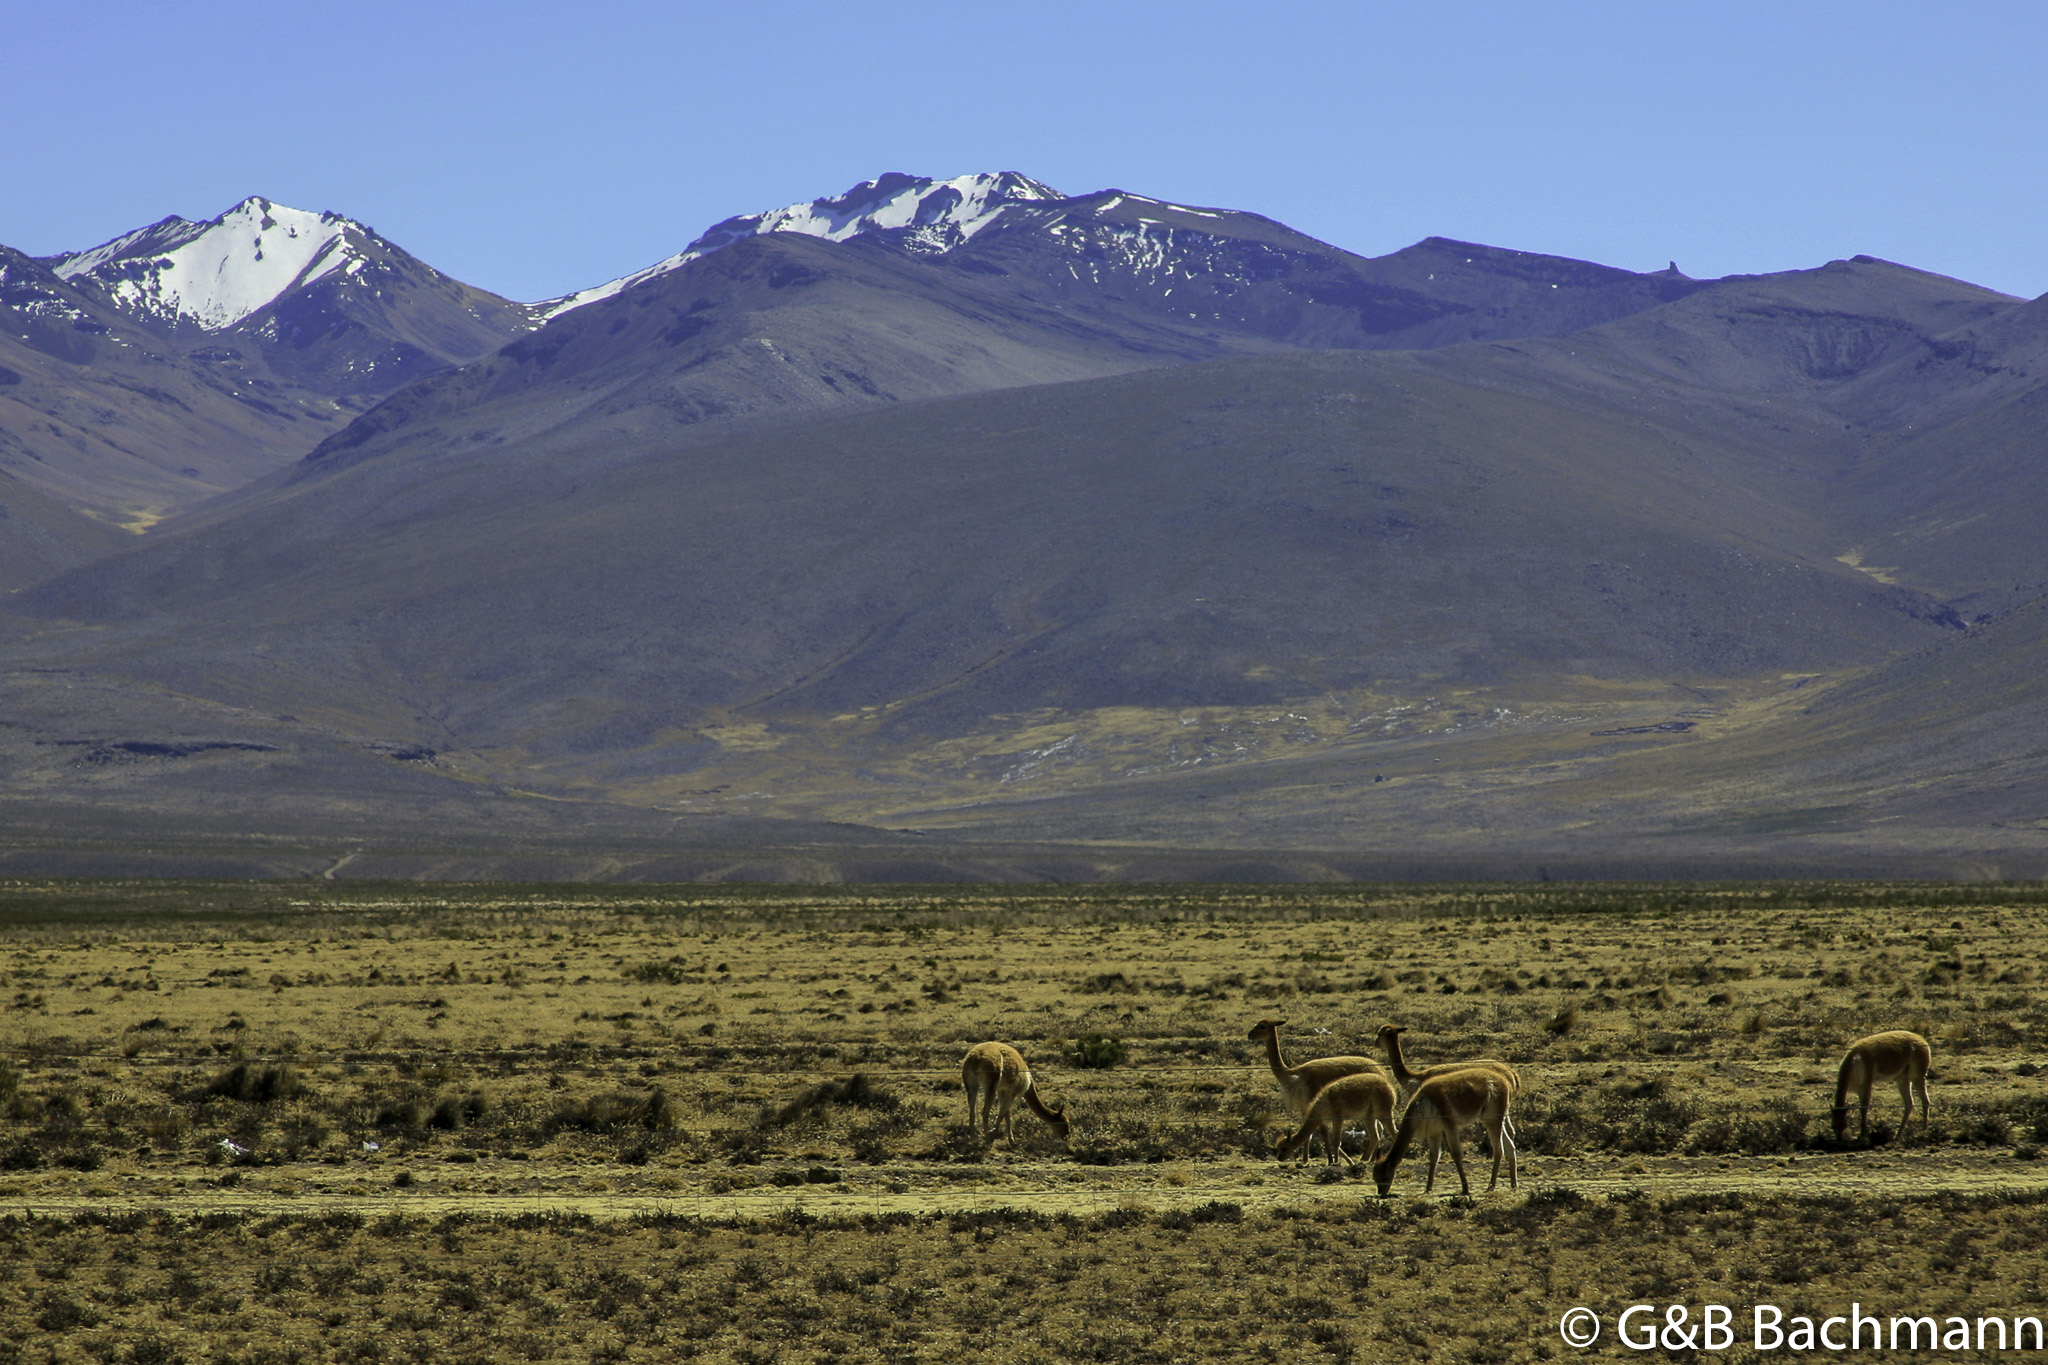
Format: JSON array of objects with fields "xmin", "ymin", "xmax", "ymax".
[{"xmin": 8, "ymin": 1, "xmax": 2045, "ymax": 302}]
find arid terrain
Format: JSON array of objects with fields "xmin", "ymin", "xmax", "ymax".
[
  {"xmin": 11, "ymin": 180, "xmax": 2048, "ymax": 875},
  {"xmin": 2, "ymin": 879, "xmax": 2045, "ymax": 1362}
]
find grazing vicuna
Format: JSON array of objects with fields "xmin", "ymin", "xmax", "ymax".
[
  {"xmin": 1373, "ymin": 1069, "xmax": 1517, "ymax": 1197},
  {"xmin": 1375, "ymin": 1024, "xmax": 1522, "ymax": 1152},
  {"xmin": 1832, "ymin": 1030, "xmax": 1932, "ymax": 1142},
  {"xmin": 1246, "ymin": 1018, "xmax": 1386, "ymax": 1162},
  {"xmin": 1275, "ymin": 1072, "xmax": 1397, "ymax": 1167},
  {"xmin": 961, "ymin": 1041, "xmax": 1071, "ymax": 1145}
]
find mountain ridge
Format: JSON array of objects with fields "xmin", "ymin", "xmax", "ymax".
[
  {"xmin": 3, "ymin": 198, "xmax": 540, "ymax": 529},
  {"xmin": 51, "ymin": 197, "xmax": 372, "ymax": 332},
  {"xmin": 5, "ymin": 171, "xmax": 2047, "ymax": 874},
  {"xmin": 280, "ymin": 179, "xmax": 1728, "ymax": 494}
]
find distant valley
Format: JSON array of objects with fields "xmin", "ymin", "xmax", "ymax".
[{"xmin": 3, "ymin": 174, "xmax": 2044, "ymax": 880}]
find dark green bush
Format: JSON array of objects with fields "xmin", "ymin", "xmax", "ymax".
[
  {"xmin": 204, "ymin": 1063, "xmax": 307, "ymax": 1104},
  {"xmin": 428, "ymin": 1092, "xmax": 490, "ymax": 1130},
  {"xmin": 53, "ymin": 1145, "xmax": 104, "ymax": 1172},
  {"xmin": 551, "ymin": 1089, "xmax": 671, "ymax": 1133},
  {"xmin": 764, "ymin": 1073, "xmax": 901, "ymax": 1129},
  {"xmin": 1073, "ymin": 1033, "xmax": 1127, "ymax": 1069},
  {"xmin": 1682, "ymin": 1096, "xmax": 1810, "ymax": 1154}
]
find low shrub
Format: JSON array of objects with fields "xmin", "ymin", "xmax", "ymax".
[
  {"xmin": 204, "ymin": 1063, "xmax": 307, "ymax": 1104},
  {"xmin": 848, "ymin": 1109, "xmax": 924, "ymax": 1163},
  {"xmin": 551, "ymin": 1089, "xmax": 672, "ymax": 1133},
  {"xmin": 624, "ymin": 959, "xmax": 693, "ymax": 984},
  {"xmin": 1681, "ymin": 1097, "xmax": 1810, "ymax": 1155},
  {"xmin": 429, "ymin": 1092, "xmax": 491, "ymax": 1130},
  {"xmin": 1, "ymin": 1141, "xmax": 44, "ymax": 1171},
  {"xmin": 1073, "ymin": 1033, "xmax": 1128, "ymax": 1069},
  {"xmin": 53, "ymin": 1145, "xmax": 104, "ymax": 1172},
  {"xmin": 763, "ymin": 1073, "xmax": 901, "ymax": 1129}
]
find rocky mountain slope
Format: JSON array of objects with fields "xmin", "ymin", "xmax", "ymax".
[
  {"xmin": 3, "ymin": 174, "xmax": 2044, "ymax": 875},
  {"xmin": 0, "ymin": 468, "xmax": 128, "ymax": 590},
  {"xmin": 1, "ymin": 244, "xmax": 345, "ymax": 525},
  {"xmin": 305, "ymin": 173, "xmax": 1716, "ymax": 480},
  {"xmin": 1, "ymin": 198, "xmax": 536, "ymax": 535},
  {"xmin": 46, "ymin": 196, "xmax": 538, "ymax": 394}
]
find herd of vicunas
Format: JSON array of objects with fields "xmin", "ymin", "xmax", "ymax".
[{"xmin": 961, "ymin": 1024, "xmax": 1934, "ymax": 1197}]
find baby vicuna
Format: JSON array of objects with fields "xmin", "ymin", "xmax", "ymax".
[
  {"xmin": 1372, "ymin": 1068, "xmax": 1517, "ymax": 1197},
  {"xmin": 1275, "ymin": 1072, "xmax": 1397, "ymax": 1167}
]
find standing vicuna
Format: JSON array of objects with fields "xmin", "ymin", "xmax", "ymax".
[
  {"xmin": 1275, "ymin": 1072, "xmax": 1398, "ymax": 1167},
  {"xmin": 961, "ymin": 1041, "xmax": 1071, "ymax": 1146},
  {"xmin": 1375, "ymin": 1023, "xmax": 1522, "ymax": 1151},
  {"xmin": 1247, "ymin": 1019, "xmax": 1388, "ymax": 1113},
  {"xmin": 1832, "ymin": 1030, "xmax": 1933, "ymax": 1142},
  {"xmin": 1375, "ymin": 1024, "xmax": 1522, "ymax": 1101},
  {"xmin": 1246, "ymin": 1019, "xmax": 1386, "ymax": 1162},
  {"xmin": 1372, "ymin": 1068, "xmax": 1517, "ymax": 1197}
]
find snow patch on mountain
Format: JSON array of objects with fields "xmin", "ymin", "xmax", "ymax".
[
  {"xmin": 535, "ymin": 171, "xmax": 1062, "ymax": 322},
  {"xmin": 0, "ymin": 253, "xmax": 94, "ymax": 329},
  {"xmin": 52, "ymin": 198, "xmax": 358, "ymax": 331}
]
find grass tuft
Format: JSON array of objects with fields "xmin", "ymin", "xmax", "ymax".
[
  {"xmin": 1072, "ymin": 1033, "xmax": 1128, "ymax": 1069},
  {"xmin": 763, "ymin": 1073, "xmax": 901, "ymax": 1130},
  {"xmin": 203, "ymin": 1062, "xmax": 307, "ymax": 1104},
  {"xmin": 550, "ymin": 1088, "xmax": 672, "ymax": 1133}
]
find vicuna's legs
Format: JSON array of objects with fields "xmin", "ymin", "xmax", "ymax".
[
  {"xmin": 1284, "ymin": 1076, "xmax": 1395, "ymax": 1167},
  {"xmin": 1418, "ymin": 1119, "xmax": 1514, "ymax": 1196},
  {"xmin": 1426, "ymin": 1133, "xmax": 1467, "ymax": 1195},
  {"xmin": 1489, "ymin": 1116, "xmax": 1518, "ymax": 1192},
  {"xmin": 1899, "ymin": 1069, "xmax": 1929, "ymax": 1136},
  {"xmin": 1323, "ymin": 1118, "xmax": 1386, "ymax": 1168}
]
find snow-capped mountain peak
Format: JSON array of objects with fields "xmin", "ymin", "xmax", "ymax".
[
  {"xmin": 51, "ymin": 196, "xmax": 364, "ymax": 331},
  {"xmin": 694, "ymin": 171, "xmax": 1061, "ymax": 254},
  {"xmin": 536, "ymin": 172, "xmax": 1062, "ymax": 321}
]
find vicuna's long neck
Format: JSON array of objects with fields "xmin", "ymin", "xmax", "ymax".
[
  {"xmin": 1024, "ymin": 1083, "xmax": 1063, "ymax": 1125},
  {"xmin": 1378, "ymin": 1115, "xmax": 1418, "ymax": 1183},
  {"xmin": 1260, "ymin": 1028, "xmax": 1292, "ymax": 1080},
  {"xmin": 1833, "ymin": 1052, "xmax": 1858, "ymax": 1111},
  {"xmin": 1280, "ymin": 1119, "xmax": 1314, "ymax": 1156},
  {"xmin": 1384, "ymin": 1032, "xmax": 1420, "ymax": 1084}
]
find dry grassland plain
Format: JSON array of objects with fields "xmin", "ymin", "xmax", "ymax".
[{"xmin": 2, "ymin": 879, "xmax": 2045, "ymax": 1363}]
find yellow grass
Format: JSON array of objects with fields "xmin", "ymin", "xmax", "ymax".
[{"xmin": 2, "ymin": 879, "xmax": 2044, "ymax": 1361}]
